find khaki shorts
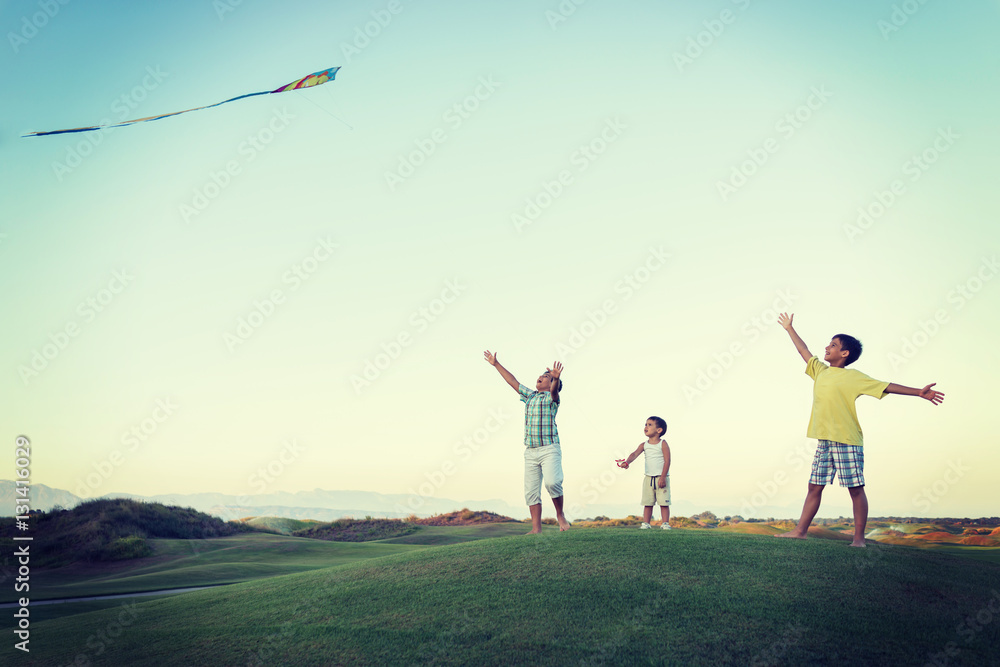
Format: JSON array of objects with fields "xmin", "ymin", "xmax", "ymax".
[{"xmin": 641, "ymin": 475, "xmax": 671, "ymax": 506}]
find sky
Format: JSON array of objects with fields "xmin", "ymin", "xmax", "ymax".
[{"xmin": 2, "ymin": 0, "xmax": 998, "ymax": 520}]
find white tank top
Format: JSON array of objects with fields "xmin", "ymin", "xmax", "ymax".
[{"xmin": 644, "ymin": 441, "xmax": 666, "ymax": 476}]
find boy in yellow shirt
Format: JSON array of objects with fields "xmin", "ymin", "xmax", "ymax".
[{"xmin": 775, "ymin": 313, "xmax": 944, "ymax": 547}]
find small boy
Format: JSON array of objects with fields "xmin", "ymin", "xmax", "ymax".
[
  {"xmin": 616, "ymin": 416, "xmax": 672, "ymax": 530},
  {"xmin": 775, "ymin": 313, "xmax": 944, "ymax": 547},
  {"xmin": 483, "ymin": 350, "xmax": 571, "ymax": 534}
]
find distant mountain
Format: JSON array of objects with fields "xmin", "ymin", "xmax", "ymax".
[
  {"xmin": 0, "ymin": 481, "xmax": 744, "ymax": 523},
  {"xmin": 0, "ymin": 481, "xmax": 524, "ymax": 521},
  {"xmin": 0, "ymin": 481, "xmax": 82, "ymax": 513}
]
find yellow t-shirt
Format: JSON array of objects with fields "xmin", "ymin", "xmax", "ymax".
[{"xmin": 805, "ymin": 356, "xmax": 889, "ymax": 447}]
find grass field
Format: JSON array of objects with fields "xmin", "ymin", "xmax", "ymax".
[
  {"xmin": 1, "ymin": 533, "xmax": 427, "ymax": 604},
  {"xmin": 10, "ymin": 529, "xmax": 1000, "ymax": 666}
]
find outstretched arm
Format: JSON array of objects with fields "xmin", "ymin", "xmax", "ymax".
[
  {"xmin": 484, "ymin": 350, "xmax": 520, "ymax": 392},
  {"xmin": 779, "ymin": 313, "xmax": 813, "ymax": 363},
  {"xmin": 549, "ymin": 361, "xmax": 563, "ymax": 403},
  {"xmin": 885, "ymin": 382, "xmax": 945, "ymax": 405},
  {"xmin": 616, "ymin": 444, "xmax": 646, "ymax": 469}
]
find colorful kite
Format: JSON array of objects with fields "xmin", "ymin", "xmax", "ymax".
[{"xmin": 23, "ymin": 66, "xmax": 340, "ymax": 137}]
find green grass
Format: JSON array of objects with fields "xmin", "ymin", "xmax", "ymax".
[
  {"xmin": 1, "ymin": 533, "xmax": 426, "ymax": 603},
  {"xmin": 378, "ymin": 522, "xmax": 532, "ymax": 545},
  {"xmin": 11, "ymin": 530, "xmax": 1000, "ymax": 666},
  {"xmin": 11, "ymin": 592, "xmax": 194, "ymax": 625}
]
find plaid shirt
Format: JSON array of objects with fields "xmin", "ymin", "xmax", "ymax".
[{"xmin": 518, "ymin": 383, "xmax": 560, "ymax": 448}]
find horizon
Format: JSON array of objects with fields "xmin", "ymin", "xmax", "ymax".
[
  {"xmin": 3, "ymin": 1, "xmax": 998, "ymax": 521},
  {"xmin": 4, "ymin": 479, "xmax": 998, "ymax": 523}
]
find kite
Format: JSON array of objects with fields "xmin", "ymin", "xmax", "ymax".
[{"xmin": 23, "ymin": 66, "xmax": 340, "ymax": 137}]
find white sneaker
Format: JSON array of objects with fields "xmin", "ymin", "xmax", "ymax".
[
  {"xmin": 640, "ymin": 522, "xmax": 651, "ymax": 530},
  {"xmin": 662, "ymin": 523, "xmax": 672, "ymax": 530}
]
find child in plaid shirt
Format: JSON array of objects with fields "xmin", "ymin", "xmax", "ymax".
[
  {"xmin": 775, "ymin": 313, "xmax": 944, "ymax": 547},
  {"xmin": 484, "ymin": 350, "xmax": 571, "ymax": 534}
]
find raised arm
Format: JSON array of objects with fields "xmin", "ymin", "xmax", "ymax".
[
  {"xmin": 548, "ymin": 361, "xmax": 563, "ymax": 403},
  {"xmin": 484, "ymin": 350, "xmax": 520, "ymax": 392},
  {"xmin": 778, "ymin": 313, "xmax": 813, "ymax": 363},
  {"xmin": 884, "ymin": 382, "xmax": 945, "ymax": 405}
]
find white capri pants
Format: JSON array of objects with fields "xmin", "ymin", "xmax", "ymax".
[{"xmin": 524, "ymin": 444, "xmax": 564, "ymax": 505}]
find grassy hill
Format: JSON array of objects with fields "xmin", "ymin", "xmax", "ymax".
[
  {"xmin": 0, "ymin": 499, "xmax": 254, "ymax": 567},
  {"xmin": 12, "ymin": 530, "xmax": 1000, "ymax": 666},
  {"xmin": 240, "ymin": 516, "xmax": 321, "ymax": 535}
]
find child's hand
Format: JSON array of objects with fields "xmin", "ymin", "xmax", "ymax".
[
  {"xmin": 778, "ymin": 312, "xmax": 794, "ymax": 331},
  {"xmin": 615, "ymin": 458, "xmax": 628, "ymax": 469},
  {"xmin": 658, "ymin": 477, "xmax": 667, "ymax": 488},
  {"xmin": 548, "ymin": 361, "xmax": 563, "ymax": 379},
  {"xmin": 484, "ymin": 350, "xmax": 497, "ymax": 366},
  {"xmin": 919, "ymin": 383, "xmax": 945, "ymax": 405}
]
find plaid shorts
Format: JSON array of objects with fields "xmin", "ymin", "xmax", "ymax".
[{"xmin": 809, "ymin": 440, "xmax": 865, "ymax": 488}]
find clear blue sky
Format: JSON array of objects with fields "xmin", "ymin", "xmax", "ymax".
[{"xmin": 2, "ymin": 0, "xmax": 998, "ymax": 519}]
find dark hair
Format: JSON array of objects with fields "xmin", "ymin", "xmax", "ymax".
[
  {"xmin": 648, "ymin": 416, "xmax": 667, "ymax": 436},
  {"xmin": 555, "ymin": 378, "xmax": 563, "ymax": 392},
  {"xmin": 834, "ymin": 334, "xmax": 862, "ymax": 366}
]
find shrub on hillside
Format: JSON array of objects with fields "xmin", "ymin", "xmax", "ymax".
[
  {"xmin": 293, "ymin": 518, "xmax": 417, "ymax": 542},
  {"xmin": 0, "ymin": 499, "xmax": 255, "ymax": 566},
  {"xmin": 413, "ymin": 509, "xmax": 517, "ymax": 526}
]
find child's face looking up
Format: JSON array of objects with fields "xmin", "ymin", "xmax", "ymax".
[
  {"xmin": 824, "ymin": 338, "xmax": 847, "ymax": 364},
  {"xmin": 644, "ymin": 419, "xmax": 662, "ymax": 439},
  {"xmin": 536, "ymin": 372, "xmax": 554, "ymax": 391}
]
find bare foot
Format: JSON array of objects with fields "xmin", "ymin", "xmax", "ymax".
[
  {"xmin": 557, "ymin": 516, "xmax": 571, "ymax": 531},
  {"xmin": 525, "ymin": 528, "xmax": 542, "ymax": 535},
  {"xmin": 775, "ymin": 530, "xmax": 807, "ymax": 539},
  {"xmin": 848, "ymin": 540, "xmax": 866, "ymax": 548}
]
